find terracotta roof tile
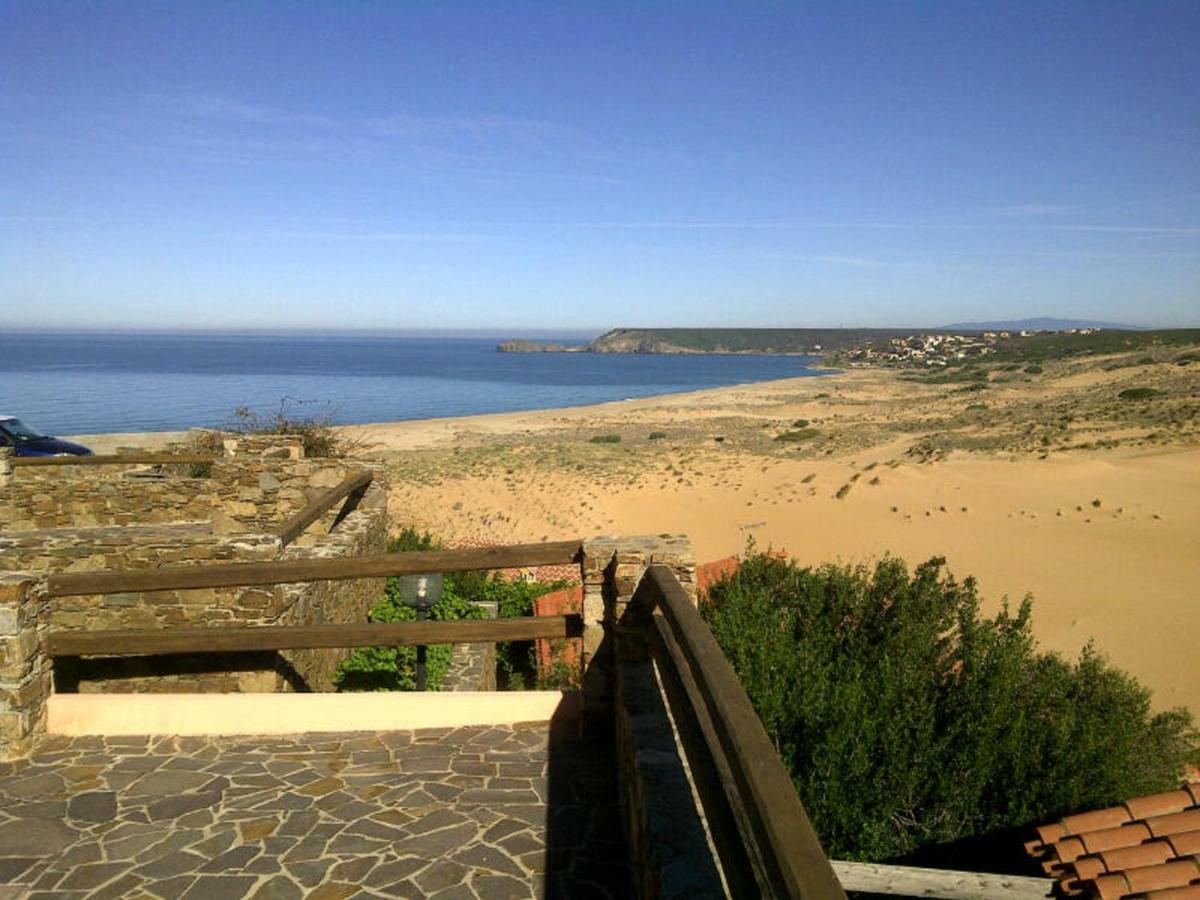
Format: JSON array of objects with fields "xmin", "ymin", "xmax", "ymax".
[
  {"xmin": 1128, "ymin": 792, "xmax": 1200, "ymax": 821},
  {"xmin": 1134, "ymin": 886, "xmax": 1200, "ymax": 900},
  {"xmin": 1027, "ymin": 782, "xmax": 1200, "ymax": 899}
]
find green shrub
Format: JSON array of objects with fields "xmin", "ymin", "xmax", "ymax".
[
  {"xmin": 589, "ymin": 434, "xmax": 622, "ymax": 444},
  {"xmin": 792, "ymin": 419, "xmax": 811, "ymax": 428},
  {"xmin": 230, "ymin": 398, "xmax": 346, "ymax": 458},
  {"xmin": 1119, "ymin": 388, "xmax": 1164, "ymax": 401},
  {"xmin": 334, "ymin": 576, "xmax": 485, "ymax": 692},
  {"xmin": 777, "ymin": 428, "xmax": 820, "ymax": 442},
  {"xmin": 648, "ymin": 431, "xmax": 668, "ymax": 440},
  {"xmin": 965, "ymin": 403, "xmax": 988, "ymax": 412},
  {"xmin": 702, "ymin": 554, "xmax": 1197, "ymax": 861},
  {"xmin": 835, "ymin": 483, "xmax": 851, "ymax": 499},
  {"xmin": 1025, "ymin": 364, "xmax": 1044, "ymax": 374}
]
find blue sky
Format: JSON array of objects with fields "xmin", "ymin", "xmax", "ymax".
[{"xmin": 2, "ymin": 2, "xmax": 1197, "ymax": 330}]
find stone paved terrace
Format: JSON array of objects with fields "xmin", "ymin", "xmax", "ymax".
[{"xmin": 0, "ymin": 717, "xmax": 630, "ymax": 899}]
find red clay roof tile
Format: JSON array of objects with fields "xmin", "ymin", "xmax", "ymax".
[
  {"xmin": 1065, "ymin": 808, "xmax": 1137, "ymax": 835},
  {"xmin": 1128, "ymin": 792, "xmax": 1200, "ymax": 821},
  {"xmin": 1148, "ymin": 811, "xmax": 1200, "ymax": 839},
  {"xmin": 1092, "ymin": 857, "xmax": 1200, "ymax": 900},
  {"xmin": 1136, "ymin": 886, "xmax": 1200, "ymax": 900},
  {"xmin": 1028, "ymin": 782, "xmax": 1200, "ymax": 900}
]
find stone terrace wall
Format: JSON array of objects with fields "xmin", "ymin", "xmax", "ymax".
[
  {"xmin": 0, "ymin": 440, "xmax": 365, "ymax": 535},
  {"xmin": 276, "ymin": 504, "xmax": 389, "ymax": 692},
  {"xmin": 0, "ymin": 434, "xmax": 390, "ymax": 699}
]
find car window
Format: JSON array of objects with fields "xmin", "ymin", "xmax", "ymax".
[{"xmin": 0, "ymin": 419, "xmax": 44, "ymax": 441}]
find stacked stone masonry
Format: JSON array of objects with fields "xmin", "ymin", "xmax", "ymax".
[{"xmin": 0, "ymin": 436, "xmax": 390, "ymax": 757}]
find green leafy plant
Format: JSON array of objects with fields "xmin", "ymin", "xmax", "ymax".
[
  {"xmin": 335, "ymin": 527, "xmax": 570, "ymax": 691},
  {"xmin": 777, "ymin": 428, "xmax": 820, "ymax": 442},
  {"xmin": 1025, "ymin": 364, "xmax": 1044, "ymax": 374},
  {"xmin": 589, "ymin": 434, "xmax": 622, "ymax": 444},
  {"xmin": 702, "ymin": 554, "xmax": 1197, "ymax": 861},
  {"xmin": 229, "ymin": 397, "xmax": 350, "ymax": 458},
  {"xmin": 792, "ymin": 419, "xmax": 811, "ymax": 428},
  {"xmin": 1119, "ymin": 388, "xmax": 1164, "ymax": 401},
  {"xmin": 648, "ymin": 431, "xmax": 668, "ymax": 440}
]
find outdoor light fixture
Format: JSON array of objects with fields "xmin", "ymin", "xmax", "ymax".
[{"xmin": 397, "ymin": 574, "xmax": 443, "ymax": 690}]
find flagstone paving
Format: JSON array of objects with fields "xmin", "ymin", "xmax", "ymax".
[{"xmin": 0, "ymin": 720, "xmax": 630, "ymax": 899}]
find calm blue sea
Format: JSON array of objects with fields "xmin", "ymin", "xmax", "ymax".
[{"xmin": 0, "ymin": 332, "xmax": 829, "ymax": 435}]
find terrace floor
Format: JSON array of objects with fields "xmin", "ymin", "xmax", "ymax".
[{"xmin": 0, "ymin": 712, "xmax": 630, "ymax": 899}]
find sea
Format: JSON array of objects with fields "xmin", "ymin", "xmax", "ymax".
[{"xmin": 0, "ymin": 331, "xmax": 830, "ymax": 436}]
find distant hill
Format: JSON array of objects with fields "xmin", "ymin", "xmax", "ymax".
[
  {"xmin": 939, "ymin": 317, "xmax": 1145, "ymax": 332},
  {"xmin": 584, "ymin": 328, "xmax": 922, "ymax": 354}
]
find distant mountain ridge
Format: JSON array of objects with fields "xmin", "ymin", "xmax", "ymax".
[
  {"xmin": 498, "ymin": 322, "xmax": 1157, "ymax": 356},
  {"xmin": 938, "ymin": 317, "xmax": 1144, "ymax": 331}
]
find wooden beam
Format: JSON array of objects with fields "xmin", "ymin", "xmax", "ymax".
[
  {"xmin": 45, "ymin": 614, "xmax": 584, "ymax": 658},
  {"xmin": 275, "ymin": 469, "xmax": 373, "ymax": 546},
  {"xmin": 11, "ymin": 453, "xmax": 216, "ymax": 468},
  {"xmin": 642, "ymin": 564, "xmax": 847, "ymax": 900},
  {"xmin": 830, "ymin": 861, "xmax": 1053, "ymax": 900},
  {"xmin": 45, "ymin": 539, "xmax": 583, "ymax": 597}
]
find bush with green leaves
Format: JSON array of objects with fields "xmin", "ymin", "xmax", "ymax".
[
  {"xmin": 702, "ymin": 553, "xmax": 1197, "ymax": 861},
  {"xmin": 777, "ymin": 428, "xmax": 820, "ymax": 442},
  {"xmin": 1119, "ymin": 387, "xmax": 1164, "ymax": 401},
  {"xmin": 335, "ymin": 527, "xmax": 569, "ymax": 691}
]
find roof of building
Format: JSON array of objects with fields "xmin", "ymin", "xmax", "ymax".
[{"xmin": 1025, "ymin": 782, "xmax": 1200, "ymax": 899}]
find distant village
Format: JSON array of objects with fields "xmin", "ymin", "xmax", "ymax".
[{"xmin": 837, "ymin": 327, "xmax": 1100, "ymax": 367}]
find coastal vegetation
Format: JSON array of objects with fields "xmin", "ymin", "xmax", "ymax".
[
  {"xmin": 228, "ymin": 398, "xmax": 347, "ymax": 457},
  {"xmin": 702, "ymin": 552, "xmax": 1198, "ymax": 861},
  {"xmin": 334, "ymin": 527, "xmax": 568, "ymax": 691}
]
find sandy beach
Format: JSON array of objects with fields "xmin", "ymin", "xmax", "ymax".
[
  {"xmin": 356, "ymin": 354, "xmax": 1200, "ymax": 716},
  {"xmin": 81, "ymin": 352, "xmax": 1200, "ymax": 715}
]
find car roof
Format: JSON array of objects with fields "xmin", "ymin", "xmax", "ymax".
[{"xmin": 0, "ymin": 416, "xmax": 16, "ymax": 423}]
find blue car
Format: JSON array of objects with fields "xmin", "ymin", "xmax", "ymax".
[{"xmin": 0, "ymin": 416, "xmax": 93, "ymax": 457}]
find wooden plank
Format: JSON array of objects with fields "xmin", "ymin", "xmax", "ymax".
[
  {"xmin": 11, "ymin": 453, "xmax": 216, "ymax": 467},
  {"xmin": 643, "ymin": 564, "xmax": 847, "ymax": 900},
  {"xmin": 830, "ymin": 861, "xmax": 1052, "ymax": 900},
  {"xmin": 275, "ymin": 469, "xmax": 373, "ymax": 546},
  {"xmin": 45, "ymin": 614, "xmax": 584, "ymax": 657},
  {"xmin": 45, "ymin": 539, "xmax": 583, "ymax": 597}
]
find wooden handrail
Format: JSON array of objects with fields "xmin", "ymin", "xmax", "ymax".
[
  {"xmin": 44, "ymin": 614, "xmax": 583, "ymax": 658},
  {"xmin": 640, "ymin": 564, "xmax": 847, "ymax": 900},
  {"xmin": 45, "ymin": 539, "xmax": 583, "ymax": 597},
  {"xmin": 10, "ymin": 453, "xmax": 216, "ymax": 468},
  {"xmin": 275, "ymin": 469, "xmax": 373, "ymax": 546}
]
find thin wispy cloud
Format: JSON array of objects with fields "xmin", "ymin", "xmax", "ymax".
[
  {"xmin": 554, "ymin": 220, "xmax": 1200, "ymax": 236},
  {"xmin": 992, "ymin": 204, "xmax": 1072, "ymax": 217},
  {"xmin": 246, "ymin": 230, "xmax": 485, "ymax": 243}
]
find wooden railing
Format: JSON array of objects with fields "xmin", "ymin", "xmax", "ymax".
[
  {"xmin": 274, "ymin": 469, "xmax": 374, "ymax": 546},
  {"xmin": 45, "ymin": 539, "xmax": 583, "ymax": 597},
  {"xmin": 44, "ymin": 615, "xmax": 582, "ymax": 658},
  {"xmin": 635, "ymin": 564, "xmax": 847, "ymax": 900},
  {"xmin": 10, "ymin": 453, "xmax": 216, "ymax": 467}
]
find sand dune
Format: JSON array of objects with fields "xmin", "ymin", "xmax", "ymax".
[
  {"xmin": 352, "ymin": 359, "xmax": 1200, "ymax": 714},
  {"xmin": 74, "ymin": 356, "xmax": 1200, "ymax": 714}
]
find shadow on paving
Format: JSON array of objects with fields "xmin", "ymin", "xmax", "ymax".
[{"xmin": 0, "ymin": 695, "xmax": 631, "ymax": 899}]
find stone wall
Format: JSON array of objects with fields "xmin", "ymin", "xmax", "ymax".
[
  {"xmin": 441, "ymin": 602, "xmax": 500, "ymax": 692},
  {"xmin": 0, "ymin": 440, "xmax": 365, "ymax": 536},
  {"xmin": 0, "ymin": 573, "xmax": 51, "ymax": 759},
  {"xmin": 0, "ymin": 434, "xmax": 390, "ymax": 714},
  {"xmin": 580, "ymin": 535, "xmax": 729, "ymax": 899}
]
